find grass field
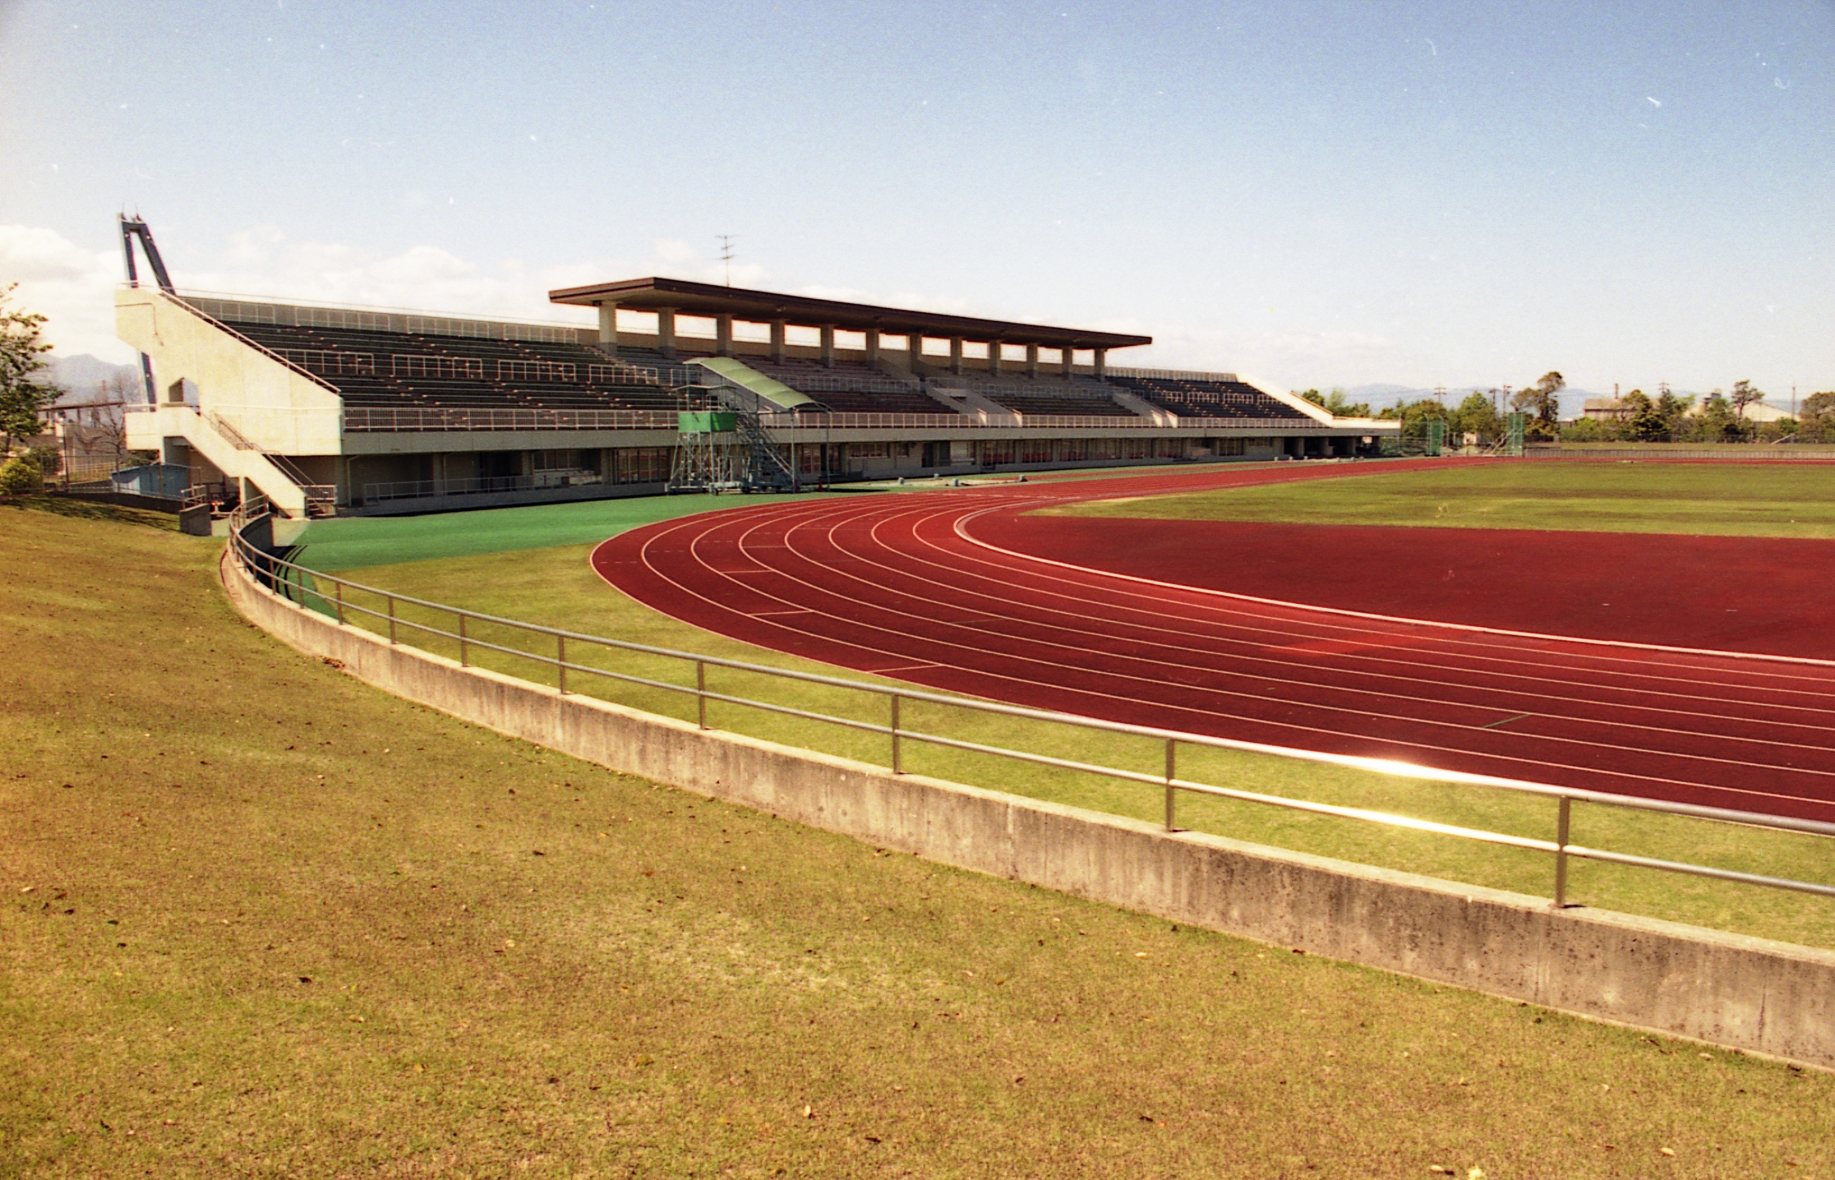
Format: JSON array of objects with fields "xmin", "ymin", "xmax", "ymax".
[
  {"xmin": 7, "ymin": 500, "xmax": 1835, "ymax": 1176},
  {"xmin": 309, "ymin": 536, "xmax": 1835, "ymax": 952},
  {"xmin": 1045, "ymin": 460, "xmax": 1835, "ymax": 538}
]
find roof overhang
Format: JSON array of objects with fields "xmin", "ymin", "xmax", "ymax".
[{"xmin": 549, "ymin": 276, "xmax": 1151, "ymax": 351}]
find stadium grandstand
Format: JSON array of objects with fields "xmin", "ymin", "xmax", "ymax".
[{"xmin": 117, "ymin": 248, "xmax": 1394, "ymax": 516}]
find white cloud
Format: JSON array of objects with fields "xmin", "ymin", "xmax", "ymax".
[{"xmin": 0, "ymin": 225, "xmax": 132, "ymax": 361}]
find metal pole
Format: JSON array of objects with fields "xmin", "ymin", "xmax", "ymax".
[
  {"xmin": 891, "ymin": 694, "xmax": 903, "ymax": 774},
  {"xmin": 696, "ymin": 660, "xmax": 707, "ymax": 729},
  {"xmin": 557, "ymin": 634, "xmax": 567, "ymax": 695},
  {"xmin": 1554, "ymin": 796, "xmax": 1572, "ymax": 908},
  {"xmin": 459, "ymin": 612, "xmax": 468, "ymax": 667},
  {"xmin": 1164, "ymin": 737, "xmax": 1177, "ymax": 831},
  {"xmin": 387, "ymin": 595, "xmax": 397, "ymax": 645}
]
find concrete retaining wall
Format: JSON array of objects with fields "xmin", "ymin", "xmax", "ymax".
[{"xmin": 221, "ymin": 552, "xmax": 1835, "ymax": 1069}]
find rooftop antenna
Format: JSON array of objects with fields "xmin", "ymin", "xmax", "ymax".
[{"xmin": 716, "ymin": 234, "xmax": 737, "ymax": 287}]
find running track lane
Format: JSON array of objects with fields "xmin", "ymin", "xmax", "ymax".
[{"xmin": 592, "ymin": 464, "xmax": 1835, "ymax": 822}]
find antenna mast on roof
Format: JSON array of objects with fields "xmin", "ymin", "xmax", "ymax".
[{"xmin": 716, "ymin": 234, "xmax": 736, "ymax": 287}]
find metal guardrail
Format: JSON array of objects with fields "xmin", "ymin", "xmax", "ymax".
[
  {"xmin": 1525, "ymin": 444, "xmax": 1835, "ymax": 461},
  {"xmin": 224, "ymin": 502, "xmax": 1835, "ymax": 914},
  {"xmin": 342, "ymin": 407, "xmax": 683, "ymax": 432}
]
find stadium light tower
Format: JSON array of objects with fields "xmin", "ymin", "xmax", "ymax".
[{"xmin": 118, "ymin": 214, "xmax": 176, "ymax": 405}]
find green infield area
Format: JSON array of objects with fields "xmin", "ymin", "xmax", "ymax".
[
  {"xmin": 292, "ymin": 490, "xmax": 848, "ymax": 571},
  {"xmin": 7, "ymin": 499, "xmax": 1835, "ymax": 1176},
  {"xmin": 1044, "ymin": 460, "xmax": 1835, "ymax": 538}
]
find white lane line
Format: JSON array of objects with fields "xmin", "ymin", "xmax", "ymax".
[{"xmin": 952, "ymin": 504, "xmax": 1835, "ymax": 670}]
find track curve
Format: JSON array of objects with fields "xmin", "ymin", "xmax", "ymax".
[{"xmin": 592, "ymin": 462, "xmax": 1835, "ymax": 823}]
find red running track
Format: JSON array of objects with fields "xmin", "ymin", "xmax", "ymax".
[{"xmin": 591, "ymin": 462, "xmax": 1835, "ymax": 823}]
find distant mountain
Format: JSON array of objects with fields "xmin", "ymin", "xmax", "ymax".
[{"xmin": 45, "ymin": 354, "xmax": 142, "ymax": 401}]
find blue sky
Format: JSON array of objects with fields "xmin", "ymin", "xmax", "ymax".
[{"xmin": 1, "ymin": 0, "xmax": 1829, "ymax": 400}]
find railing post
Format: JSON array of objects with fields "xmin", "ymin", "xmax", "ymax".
[
  {"xmin": 696, "ymin": 660, "xmax": 708, "ymax": 730},
  {"xmin": 1554, "ymin": 795, "xmax": 1572, "ymax": 909},
  {"xmin": 557, "ymin": 633, "xmax": 567, "ymax": 695},
  {"xmin": 458, "ymin": 612, "xmax": 468, "ymax": 667},
  {"xmin": 334, "ymin": 579, "xmax": 345, "ymax": 625},
  {"xmin": 387, "ymin": 595, "xmax": 397, "ymax": 645},
  {"xmin": 891, "ymin": 693, "xmax": 903, "ymax": 774},
  {"xmin": 1164, "ymin": 737, "xmax": 1178, "ymax": 832}
]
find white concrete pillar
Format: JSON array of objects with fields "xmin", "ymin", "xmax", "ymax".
[
  {"xmin": 715, "ymin": 315, "xmax": 733, "ymax": 357},
  {"xmin": 820, "ymin": 324, "xmax": 836, "ymax": 368},
  {"xmin": 988, "ymin": 341, "xmax": 1002, "ymax": 377},
  {"xmin": 864, "ymin": 329, "xmax": 880, "ymax": 365},
  {"xmin": 949, "ymin": 337, "xmax": 964, "ymax": 375},
  {"xmin": 656, "ymin": 308, "xmax": 677, "ymax": 360},
  {"xmin": 597, "ymin": 301, "xmax": 619, "ymax": 350},
  {"xmin": 1093, "ymin": 348, "xmax": 1107, "ymax": 382},
  {"xmin": 771, "ymin": 320, "xmax": 787, "ymax": 363},
  {"xmin": 1060, "ymin": 347, "xmax": 1075, "ymax": 378},
  {"xmin": 1026, "ymin": 343, "xmax": 1040, "ymax": 378},
  {"xmin": 906, "ymin": 333, "xmax": 922, "ymax": 367}
]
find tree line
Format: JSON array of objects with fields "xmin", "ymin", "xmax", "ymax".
[{"xmin": 1302, "ymin": 370, "xmax": 1835, "ymax": 446}]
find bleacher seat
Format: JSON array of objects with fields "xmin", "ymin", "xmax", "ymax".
[{"xmin": 1108, "ymin": 376, "xmax": 1310, "ymax": 421}]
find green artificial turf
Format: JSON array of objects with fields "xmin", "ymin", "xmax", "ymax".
[
  {"xmin": 18, "ymin": 503, "xmax": 1835, "ymax": 1175},
  {"xmin": 1045, "ymin": 460, "xmax": 1835, "ymax": 538},
  {"xmin": 291, "ymin": 490, "xmax": 849, "ymax": 571}
]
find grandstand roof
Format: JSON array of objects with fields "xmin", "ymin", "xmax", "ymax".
[{"xmin": 548, "ymin": 277, "xmax": 1151, "ymax": 350}]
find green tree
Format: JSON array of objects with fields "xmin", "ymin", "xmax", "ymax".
[
  {"xmin": 1656, "ymin": 390, "xmax": 1694, "ymax": 439},
  {"xmin": 0, "ymin": 454, "xmax": 42, "ymax": 494},
  {"xmin": 1622, "ymin": 389, "xmax": 1671, "ymax": 441},
  {"xmin": 1511, "ymin": 371, "xmax": 1565, "ymax": 440},
  {"xmin": 1695, "ymin": 390, "xmax": 1748, "ymax": 442},
  {"xmin": 0, "ymin": 284, "xmax": 59, "ymax": 451},
  {"xmin": 1728, "ymin": 379, "xmax": 1765, "ymax": 421},
  {"xmin": 1299, "ymin": 388, "xmax": 1372, "ymax": 417},
  {"xmin": 1798, "ymin": 391, "xmax": 1835, "ymax": 443},
  {"xmin": 1449, "ymin": 391, "xmax": 1502, "ymax": 443}
]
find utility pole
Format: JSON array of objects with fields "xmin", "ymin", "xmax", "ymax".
[{"xmin": 716, "ymin": 234, "xmax": 737, "ymax": 287}]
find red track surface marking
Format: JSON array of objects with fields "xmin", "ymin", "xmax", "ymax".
[{"xmin": 592, "ymin": 462, "xmax": 1835, "ymax": 822}]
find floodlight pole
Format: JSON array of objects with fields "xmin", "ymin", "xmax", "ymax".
[{"xmin": 118, "ymin": 214, "xmax": 177, "ymax": 405}]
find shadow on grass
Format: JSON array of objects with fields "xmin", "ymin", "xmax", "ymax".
[{"xmin": 2, "ymin": 494, "xmax": 179, "ymax": 530}]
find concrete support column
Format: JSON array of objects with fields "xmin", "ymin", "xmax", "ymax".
[
  {"xmin": 820, "ymin": 324, "xmax": 836, "ymax": 368},
  {"xmin": 1026, "ymin": 343, "xmax": 1040, "ymax": 378},
  {"xmin": 1060, "ymin": 347, "xmax": 1075, "ymax": 378},
  {"xmin": 715, "ymin": 315, "xmax": 733, "ymax": 357},
  {"xmin": 988, "ymin": 341, "xmax": 1002, "ymax": 377},
  {"xmin": 864, "ymin": 328, "xmax": 880, "ymax": 365},
  {"xmin": 949, "ymin": 337, "xmax": 964, "ymax": 375},
  {"xmin": 770, "ymin": 320, "xmax": 787, "ymax": 364},
  {"xmin": 1093, "ymin": 347, "xmax": 1107, "ymax": 382},
  {"xmin": 656, "ymin": 308, "xmax": 677, "ymax": 360},
  {"xmin": 907, "ymin": 333, "xmax": 923, "ymax": 367},
  {"xmin": 597, "ymin": 301, "xmax": 620, "ymax": 351}
]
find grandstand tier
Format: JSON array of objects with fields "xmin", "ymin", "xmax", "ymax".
[{"xmin": 118, "ymin": 280, "xmax": 1391, "ymax": 519}]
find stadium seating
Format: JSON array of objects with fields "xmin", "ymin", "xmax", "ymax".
[
  {"xmin": 1108, "ymin": 375, "xmax": 1310, "ymax": 421},
  {"xmin": 222, "ymin": 320, "xmax": 706, "ymax": 413},
  {"xmin": 975, "ymin": 378, "xmax": 1141, "ymax": 419}
]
